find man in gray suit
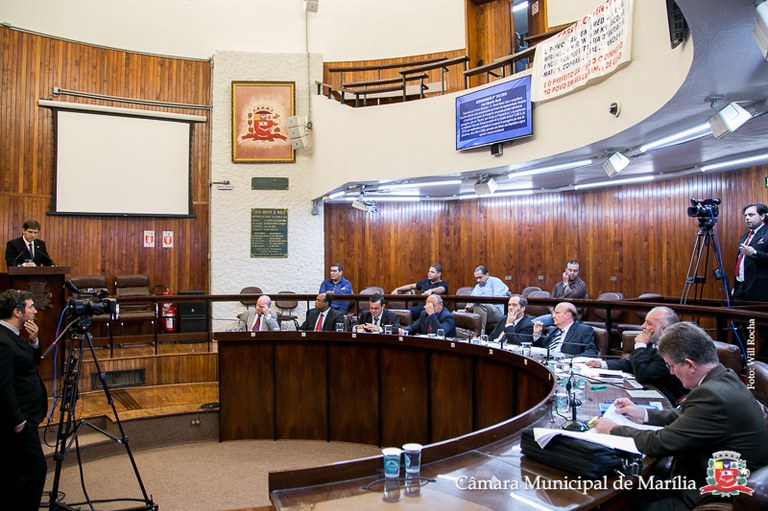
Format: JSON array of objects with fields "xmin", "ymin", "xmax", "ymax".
[
  {"xmin": 238, "ymin": 295, "xmax": 280, "ymax": 332},
  {"xmin": 596, "ymin": 322, "xmax": 768, "ymax": 509}
]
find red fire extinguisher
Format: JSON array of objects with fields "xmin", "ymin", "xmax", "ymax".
[{"xmin": 160, "ymin": 288, "xmax": 176, "ymax": 333}]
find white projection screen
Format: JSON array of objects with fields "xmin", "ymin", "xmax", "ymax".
[{"xmin": 54, "ymin": 109, "xmax": 193, "ymax": 216}]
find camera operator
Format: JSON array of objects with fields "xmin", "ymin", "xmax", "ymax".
[
  {"xmin": 733, "ymin": 203, "xmax": 768, "ymax": 303},
  {"xmin": 0, "ymin": 289, "xmax": 48, "ymax": 511}
]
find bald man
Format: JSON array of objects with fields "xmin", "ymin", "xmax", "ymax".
[
  {"xmin": 532, "ymin": 302, "xmax": 598, "ymax": 357},
  {"xmin": 238, "ymin": 295, "xmax": 280, "ymax": 332}
]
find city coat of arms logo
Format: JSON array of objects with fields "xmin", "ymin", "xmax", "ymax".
[{"xmin": 700, "ymin": 450, "xmax": 754, "ymax": 497}]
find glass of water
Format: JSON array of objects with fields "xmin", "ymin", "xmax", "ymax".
[{"xmin": 437, "ymin": 328, "xmax": 445, "ymax": 339}]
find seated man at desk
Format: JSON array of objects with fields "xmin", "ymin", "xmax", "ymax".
[
  {"xmin": 532, "ymin": 302, "xmax": 598, "ymax": 357},
  {"xmin": 5, "ymin": 219, "xmax": 54, "ymax": 267},
  {"xmin": 354, "ymin": 293, "xmax": 400, "ymax": 333},
  {"xmin": 488, "ymin": 294, "xmax": 534, "ymax": 346},
  {"xmin": 401, "ymin": 295, "xmax": 456, "ymax": 338},
  {"xmin": 238, "ymin": 295, "xmax": 280, "ymax": 332},
  {"xmin": 300, "ymin": 293, "xmax": 344, "ymax": 332},
  {"xmin": 595, "ymin": 322, "xmax": 768, "ymax": 510},
  {"xmin": 585, "ymin": 306, "xmax": 688, "ymax": 403},
  {"xmin": 318, "ymin": 262, "xmax": 353, "ymax": 314}
]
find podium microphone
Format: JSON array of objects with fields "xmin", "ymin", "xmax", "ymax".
[{"xmin": 36, "ymin": 245, "xmax": 55, "ymax": 266}]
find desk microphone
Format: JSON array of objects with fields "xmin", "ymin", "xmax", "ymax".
[
  {"xmin": 562, "ymin": 372, "xmax": 588, "ymax": 432},
  {"xmin": 13, "ymin": 250, "xmax": 27, "ymax": 266},
  {"xmin": 36, "ymin": 244, "xmax": 55, "ymax": 266}
]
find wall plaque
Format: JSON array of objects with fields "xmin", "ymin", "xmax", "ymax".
[
  {"xmin": 251, "ymin": 208, "xmax": 288, "ymax": 258},
  {"xmin": 251, "ymin": 177, "xmax": 289, "ymax": 190}
]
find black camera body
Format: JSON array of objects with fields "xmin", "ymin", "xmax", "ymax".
[
  {"xmin": 68, "ymin": 288, "xmax": 119, "ymax": 317},
  {"xmin": 687, "ymin": 197, "xmax": 720, "ymax": 230}
]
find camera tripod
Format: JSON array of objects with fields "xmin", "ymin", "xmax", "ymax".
[
  {"xmin": 680, "ymin": 219, "xmax": 731, "ymax": 306},
  {"xmin": 48, "ymin": 315, "xmax": 157, "ymax": 511}
]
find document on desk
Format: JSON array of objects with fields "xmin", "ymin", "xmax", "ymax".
[
  {"xmin": 577, "ymin": 365, "xmax": 632, "ymax": 381},
  {"xmin": 602, "ymin": 403, "xmax": 663, "ymax": 432},
  {"xmin": 533, "ymin": 427, "xmax": 641, "ymax": 454},
  {"xmin": 627, "ymin": 389, "xmax": 665, "ymax": 399}
]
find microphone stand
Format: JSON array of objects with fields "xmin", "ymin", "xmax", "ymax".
[{"xmin": 562, "ymin": 370, "xmax": 588, "ymax": 431}]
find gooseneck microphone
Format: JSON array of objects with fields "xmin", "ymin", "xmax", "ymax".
[
  {"xmin": 13, "ymin": 249, "xmax": 27, "ymax": 266},
  {"xmin": 36, "ymin": 244, "xmax": 55, "ymax": 266}
]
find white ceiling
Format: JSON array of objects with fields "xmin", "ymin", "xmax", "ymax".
[{"xmin": 340, "ymin": 0, "xmax": 768, "ymax": 202}]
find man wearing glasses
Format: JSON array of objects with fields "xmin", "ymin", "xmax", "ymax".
[
  {"xmin": 595, "ymin": 322, "xmax": 768, "ymax": 509},
  {"xmin": 465, "ymin": 265, "xmax": 509, "ymax": 334}
]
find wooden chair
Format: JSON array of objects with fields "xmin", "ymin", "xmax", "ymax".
[
  {"xmin": 521, "ymin": 286, "xmax": 541, "ymax": 297},
  {"xmin": 274, "ymin": 291, "xmax": 300, "ymax": 330},
  {"xmin": 524, "ymin": 290, "xmax": 551, "ymax": 317},
  {"xmin": 453, "ymin": 311, "xmax": 482, "ymax": 339},
  {"xmin": 239, "ymin": 286, "xmax": 263, "ymax": 308},
  {"xmin": 357, "ymin": 286, "xmax": 385, "ymax": 313},
  {"xmin": 114, "ymin": 274, "xmax": 155, "ymax": 340}
]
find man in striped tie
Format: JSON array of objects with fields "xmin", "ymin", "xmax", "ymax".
[{"xmin": 532, "ymin": 302, "xmax": 598, "ymax": 357}]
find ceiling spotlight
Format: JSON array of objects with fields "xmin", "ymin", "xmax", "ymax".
[
  {"xmin": 350, "ymin": 189, "xmax": 378, "ymax": 213},
  {"xmin": 603, "ymin": 152, "xmax": 630, "ymax": 178},
  {"xmin": 708, "ymin": 102, "xmax": 752, "ymax": 139},
  {"xmin": 474, "ymin": 177, "xmax": 498, "ymax": 196}
]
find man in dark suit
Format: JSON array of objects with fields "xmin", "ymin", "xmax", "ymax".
[
  {"xmin": 300, "ymin": 293, "xmax": 344, "ymax": 332},
  {"xmin": 532, "ymin": 301, "xmax": 598, "ymax": 357},
  {"xmin": 586, "ymin": 306, "xmax": 688, "ymax": 403},
  {"xmin": 733, "ymin": 203, "xmax": 768, "ymax": 302},
  {"xmin": 403, "ymin": 295, "xmax": 456, "ymax": 338},
  {"xmin": 488, "ymin": 294, "xmax": 534, "ymax": 346},
  {"xmin": 5, "ymin": 219, "xmax": 54, "ymax": 268},
  {"xmin": 354, "ymin": 293, "xmax": 400, "ymax": 333},
  {"xmin": 0, "ymin": 289, "xmax": 48, "ymax": 511},
  {"xmin": 596, "ymin": 322, "xmax": 768, "ymax": 509}
]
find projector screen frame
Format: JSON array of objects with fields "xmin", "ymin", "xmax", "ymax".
[{"xmin": 40, "ymin": 100, "xmax": 206, "ymax": 218}]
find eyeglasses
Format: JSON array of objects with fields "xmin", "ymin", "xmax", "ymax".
[{"xmin": 665, "ymin": 361, "xmax": 683, "ymax": 370}]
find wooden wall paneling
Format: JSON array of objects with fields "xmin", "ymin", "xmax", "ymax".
[
  {"xmin": 324, "ymin": 166, "xmax": 768, "ymax": 303},
  {"xmin": 327, "ymin": 343, "xmax": 380, "ymax": 445},
  {"xmin": 379, "ymin": 346, "xmax": 429, "ymax": 447},
  {"xmin": 218, "ymin": 342, "xmax": 275, "ymax": 441},
  {"xmin": 473, "ymin": 359, "xmax": 518, "ymax": 429},
  {"xmin": 429, "ymin": 351, "xmax": 474, "ymax": 442},
  {"xmin": 274, "ymin": 341, "xmax": 329, "ymax": 440},
  {"xmin": 1, "ymin": 26, "xmax": 210, "ymax": 294},
  {"xmin": 465, "ymin": 0, "xmax": 514, "ymax": 88}
]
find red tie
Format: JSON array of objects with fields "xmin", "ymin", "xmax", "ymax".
[
  {"xmin": 252, "ymin": 315, "xmax": 261, "ymax": 332},
  {"xmin": 735, "ymin": 231, "xmax": 755, "ymax": 278},
  {"xmin": 315, "ymin": 313, "xmax": 324, "ymax": 331}
]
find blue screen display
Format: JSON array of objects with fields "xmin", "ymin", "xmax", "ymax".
[{"xmin": 455, "ymin": 75, "xmax": 532, "ymax": 151}]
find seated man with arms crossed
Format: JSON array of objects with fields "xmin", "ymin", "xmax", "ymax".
[
  {"xmin": 401, "ymin": 295, "xmax": 456, "ymax": 338},
  {"xmin": 300, "ymin": 293, "xmax": 344, "ymax": 332},
  {"xmin": 238, "ymin": 295, "xmax": 280, "ymax": 332},
  {"xmin": 532, "ymin": 302, "xmax": 598, "ymax": 357},
  {"xmin": 391, "ymin": 264, "xmax": 449, "ymax": 320},
  {"xmin": 586, "ymin": 306, "xmax": 687, "ymax": 403},
  {"xmin": 354, "ymin": 293, "xmax": 400, "ymax": 333},
  {"xmin": 595, "ymin": 322, "xmax": 768, "ymax": 510},
  {"xmin": 488, "ymin": 294, "xmax": 534, "ymax": 346}
]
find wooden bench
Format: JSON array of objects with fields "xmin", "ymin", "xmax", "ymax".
[{"xmin": 399, "ymin": 55, "xmax": 469, "ymax": 99}]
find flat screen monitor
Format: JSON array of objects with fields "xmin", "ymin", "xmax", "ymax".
[{"xmin": 455, "ymin": 74, "xmax": 532, "ymax": 151}]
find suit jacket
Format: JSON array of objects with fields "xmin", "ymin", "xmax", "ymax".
[
  {"xmin": 734, "ymin": 224, "xmax": 768, "ymax": 302},
  {"xmin": 532, "ymin": 321, "xmax": 598, "ymax": 357},
  {"xmin": 488, "ymin": 315, "xmax": 534, "ymax": 345},
  {"xmin": 355, "ymin": 309, "xmax": 401, "ymax": 331},
  {"xmin": 0, "ymin": 324, "xmax": 47, "ymax": 428},
  {"xmin": 407, "ymin": 308, "xmax": 456, "ymax": 338},
  {"xmin": 300, "ymin": 307, "xmax": 344, "ymax": 332},
  {"xmin": 5, "ymin": 237, "xmax": 53, "ymax": 267},
  {"xmin": 607, "ymin": 344, "xmax": 688, "ymax": 403},
  {"xmin": 611, "ymin": 364, "xmax": 768, "ymax": 508},
  {"xmin": 238, "ymin": 309, "xmax": 280, "ymax": 332}
]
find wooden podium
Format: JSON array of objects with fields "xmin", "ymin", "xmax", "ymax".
[{"xmin": 3, "ymin": 266, "xmax": 71, "ymax": 387}]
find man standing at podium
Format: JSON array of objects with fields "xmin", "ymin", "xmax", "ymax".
[
  {"xmin": 5, "ymin": 219, "xmax": 54, "ymax": 268},
  {"xmin": 0, "ymin": 289, "xmax": 48, "ymax": 511}
]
